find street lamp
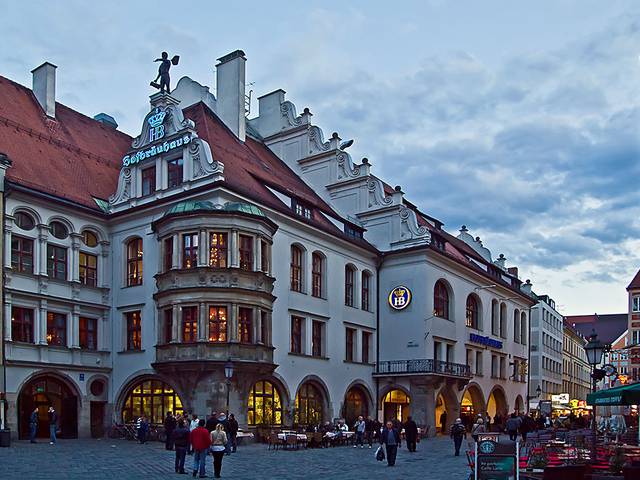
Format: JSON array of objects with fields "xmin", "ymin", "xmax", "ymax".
[
  {"xmin": 224, "ymin": 359, "xmax": 234, "ymax": 416},
  {"xmin": 584, "ymin": 330, "xmax": 606, "ymax": 463}
]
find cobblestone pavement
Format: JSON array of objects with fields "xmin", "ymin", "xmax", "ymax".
[{"xmin": 0, "ymin": 435, "xmax": 472, "ymax": 479}]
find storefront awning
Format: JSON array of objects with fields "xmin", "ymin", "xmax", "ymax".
[{"xmin": 586, "ymin": 383, "xmax": 640, "ymax": 406}]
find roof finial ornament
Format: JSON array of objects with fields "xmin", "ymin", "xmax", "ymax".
[{"xmin": 151, "ymin": 52, "xmax": 180, "ymax": 94}]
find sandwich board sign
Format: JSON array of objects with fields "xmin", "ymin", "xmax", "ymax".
[{"xmin": 475, "ymin": 434, "xmax": 519, "ymax": 480}]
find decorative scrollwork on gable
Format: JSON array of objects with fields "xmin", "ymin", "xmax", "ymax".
[
  {"xmin": 367, "ymin": 178, "xmax": 393, "ymax": 208},
  {"xmin": 108, "ymin": 167, "xmax": 132, "ymax": 205},
  {"xmin": 337, "ymin": 152, "xmax": 361, "ymax": 180},
  {"xmin": 280, "ymin": 101, "xmax": 303, "ymax": 127},
  {"xmin": 398, "ymin": 206, "xmax": 431, "ymax": 242},
  {"xmin": 190, "ymin": 139, "xmax": 224, "ymax": 179},
  {"xmin": 308, "ymin": 125, "xmax": 330, "ymax": 153}
]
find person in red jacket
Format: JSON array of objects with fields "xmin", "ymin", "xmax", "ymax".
[{"xmin": 190, "ymin": 419, "xmax": 211, "ymax": 478}]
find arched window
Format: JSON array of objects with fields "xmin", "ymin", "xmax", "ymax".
[
  {"xmin": 49, "ymin": 221, "xmax": 69, "ymax": 240},
  {"xmin": 82, "ymin": 230, "xmax": 98, "ymax": 247},
  {"xmin": 14, "ymin": 211, "xmax": 35, "ymax": 231},
  {"xmin": 344, "ymin": 387, "xmax": 368, "ymax": 427},
  {"xmin": 520, "ymin": 312, "xmax": 527, "ymax": 345},
  {"xmin": 295, "ymin": 383, "xmax": 324, "ymax": 425},
  {"xmin": 247, "ymin": 380, "xmax": 282, "ymax": 426},
  {"xmin": 290, "ymin": 245, "xmax": 303, "ymax": 292},
  {"xmin": 121, "ymin": 379, "xmax": 183, "ymax": 425},
  {"xmin": 499, "ymin": 303, "xmax": 507, "ymax": 339},
  {"xmin": 361, "ymin": 271, "xmax": 372, "ymax": 311},
  {"xmin": 345, "ymin": 265, "xmax": 355, "ymax": 307},
  {"xmin": 126, "ymin": 238, "xmax": 143, "ymax": 286},
  {"xmin": 513, "ymin": 309, "xmax": 521, "ymax": 343},
  {"xmin": 466, "ymin": 295, "xmax": 479, "ymax": 329},
  {"xmin": 311, "ymin": 252, "xmax": 324, "ymax": 298},
  {"xmin": 491, "ymin": 299, "xmax": 499, "ymax": 336},
  {"xmin": 433, "ymin": 281, "xmax": 450, "ymax": 319}
]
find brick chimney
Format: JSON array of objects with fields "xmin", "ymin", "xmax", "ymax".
[
  {"xmin": 216, "ymin": 50, "xmax": 246, "ymax": 141},
  {"xmin": 31, "ymin": 62, "xmax": 57, "ymax": 118}
]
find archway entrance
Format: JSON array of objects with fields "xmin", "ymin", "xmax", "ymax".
[
  {"xmin": 382, "ymin": 389, "xmax": 410, "ymax": 423},
  {"xmin": 435, "ymin": 394, "xmax": 447, "ymax": 434},
  {"xmin": 514, "ymin": 395, "xmax": 524, "ymax": 415},
  {"xmin": 18, "ymin": 375, "xmax": 78, "ymax": 439},
  {"xmin": 294, "ymin": 382, "xmax": 325, "ymax": 426},
  {"xmin": 343, "ymin": 386, "xmax": 369, "ymax": 426},
  {"xmin": 460, "ymin": 385, "xmax": 485, "ymax": 432},
  {"xmin": 121, "ymin": 379, "xmax": 183, "ymax": 425},
  {"xmin": 487, "ymin": 387, "xmax": 508, "ymax": 421}
]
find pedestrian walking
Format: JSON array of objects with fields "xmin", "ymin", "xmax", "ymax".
[
  {"xmin": 48, "ymin": 406, "xmax": 58, "ymax": 445},
  {"xmin": 365, "ymin": 416, "xmax": 374, "ymax": 448},
  {"xmin": 520, "ymin": 414, "xmax": 534, "ymax": 442},
  {"xmin": 188, "ymin": 414, "xmax": 199, "ymax": 454},
  {"xmin": 190, "ymin": 419, "xmax": 211, "ymax": 478},
  {"xmin": 29, "ymin": 407, "xmax": 38, "ymax": 443},
  {"xmin": 172, "ymin": 419, "xmax": 190, "ymax": 474},
  {"xmin": 471, "ymin": 417, "xmax": 485, "ymax": 443},
  {"xmin": 227, "ymin": 413, "xmax": 238, "ymax": 453},
  {"xmin": 137, "ymin": 415, "xmax": 149, "ymax": 444},
  {"xmin": 210, "ymin": 423, "xmax": 227, "ymax": 479},
  {"xmin": 371, "ymin": 418, "xmax": 382, "ymax": 444},
  {"xmin": 439, "ymin": 410, "xmax": 448, "ymax": 434},
  {"xmin": 505, "ymin": 413, "xmax": 521, "ymax": 442},
  {"xmin": 450, "ymin": 418, "xmax": 466, "ymax": 456},
  {"xmin": 379, "ymin": 420, "xmax": 401, "ymax": 467},
  {"xmin": 216, "ymin": 413, "xmax": 231, "ymax": 455},
  {"xmin": 353, "ymin": 415, "xmax": 366, "ymax": 448},
  {"xmin": 165, "ymin": 411, "xmax": 177, "ymax": 450},
  {"xmin": 404, "ymin": 416, "xmax": 418, "ymax": 452},
  {"xmin": 206, "ymin": 412, "xmax": 218, "ymax": 433}
]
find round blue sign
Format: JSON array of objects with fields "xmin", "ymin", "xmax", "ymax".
[{"xmin": 388, "ymin": 285, "xmax": 412, "ymax": 310}]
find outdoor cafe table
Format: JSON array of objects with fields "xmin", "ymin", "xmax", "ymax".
[
  {"xmin": 324, "ymin": 431, "xmax": 354, "ymax": 439},
  {"xmin": 277, "ymin": 432, "xmax": 308, "ymax": 441}
]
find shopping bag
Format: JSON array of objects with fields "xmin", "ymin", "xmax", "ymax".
[{"xmin": 375, "ymin": 445, "xmax": 385, "ymax": 461}]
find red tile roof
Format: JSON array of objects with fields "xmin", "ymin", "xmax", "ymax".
[
  {"xmin": 564, "ymin": 313, "xmax": 628, "ymax": 345},
  {"xmin": 627, "ymin": 269, "xmax": 640, "ymax": 291},
  {"xmin": 0, "ymin": 75, "xmax": 132, "ymax": 210},
  {"xmin": 0, "ymin": 75, "xmax": 376, "ymax": 251}
]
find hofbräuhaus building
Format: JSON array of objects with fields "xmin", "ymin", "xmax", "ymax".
[{"xmin": 0, "ymin": 51, "xmax": 534, "ymax": 439}]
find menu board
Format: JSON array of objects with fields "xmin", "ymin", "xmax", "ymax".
[{"xmin": 477, "ymin": 455, "xmax": 516, "ymax": 480}]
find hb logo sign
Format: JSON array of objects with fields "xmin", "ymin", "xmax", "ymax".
[{"xmin": 388, "ymin": 286, "xmax": 412, "ymax": 310}]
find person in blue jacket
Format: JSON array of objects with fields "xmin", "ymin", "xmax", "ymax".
[{"xmin": 379, "ymin": 420, "xmax": 401, "ymax": 466}]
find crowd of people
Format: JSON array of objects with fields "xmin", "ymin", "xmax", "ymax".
[{"xmin": 132, "ymin": 411, "xmax": 239, "ymax": 478}]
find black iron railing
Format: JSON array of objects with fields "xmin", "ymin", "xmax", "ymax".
[{"xmin": 376, "ymin": 359, "xmax": 471, "ymax": 378}]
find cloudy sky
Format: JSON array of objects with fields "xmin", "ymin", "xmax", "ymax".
[{"xmin": 2, "ymin": 1, "xmax": 639, "ymax": 315}]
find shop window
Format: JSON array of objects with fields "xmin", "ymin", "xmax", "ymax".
[
  {"xmin": 295, "ymin": 383, "xmax": 324, "ymax": 425},
  {"xmin": 247, "ymin": 380, "xmax": 282, "ymax": 426},
  {"xmin": 121, "ymin": 379, "xmax": 183, "ymax": 425}
]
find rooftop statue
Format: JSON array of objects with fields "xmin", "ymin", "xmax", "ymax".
[{"xmin": 151, "ymin": 51, "xmax": 180, "ymax": 94}]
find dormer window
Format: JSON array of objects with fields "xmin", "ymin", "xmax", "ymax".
[
  {"xmin": 344, "ymin": 225, "xmax": 363, "ymax": 239},
  {"xmin": 292, "ymin": 199, "xmax": 312, "ymax": 219}
]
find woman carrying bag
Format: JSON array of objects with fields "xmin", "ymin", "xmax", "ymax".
[{"xmin": 210, "ymin": 423, "xmax": 228, "ymax": 478}]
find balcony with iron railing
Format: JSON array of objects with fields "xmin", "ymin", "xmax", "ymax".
[{"xmin": 374, "ymin": 359, "xmax": 472, "ymax": 378}]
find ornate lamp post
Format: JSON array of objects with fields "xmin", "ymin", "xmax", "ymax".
[
  {"xmin": 584, "ymin": 330, "xmax": 606, "ymax": 463},
  {"xmin": 224, "ymin": 359, "xmax": 234, "ymax": 416}
]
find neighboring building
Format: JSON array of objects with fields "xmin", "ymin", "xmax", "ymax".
[
  {"xmin": 608, "ymin": 332, "xmax": 629, "ymax": 387},
  {"xmin": 565, "ymin": 312, "xmax": 629, "ymax": 386},
  {"xmin": 562, "ymin": 322, "xmax": 591, "ymax": 402},
  {"xmin": 627, "ymin": 269, "xmax": 640, "ymax": 381},
  {"xmin": 529, "ymin": 294, "xmax": 563, "ymax": 406},
  {"xmin": 0, "ymin": 51, "xmax": 535, "ymax": 438}
]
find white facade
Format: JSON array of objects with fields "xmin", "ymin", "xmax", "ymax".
[
  {"xmin": 529, "ymin": 295, "xmax": 564, "ymax": 406},
  {"xmin": 2, "ymin": 49, "xmax": 535, "ymax": 439}
]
